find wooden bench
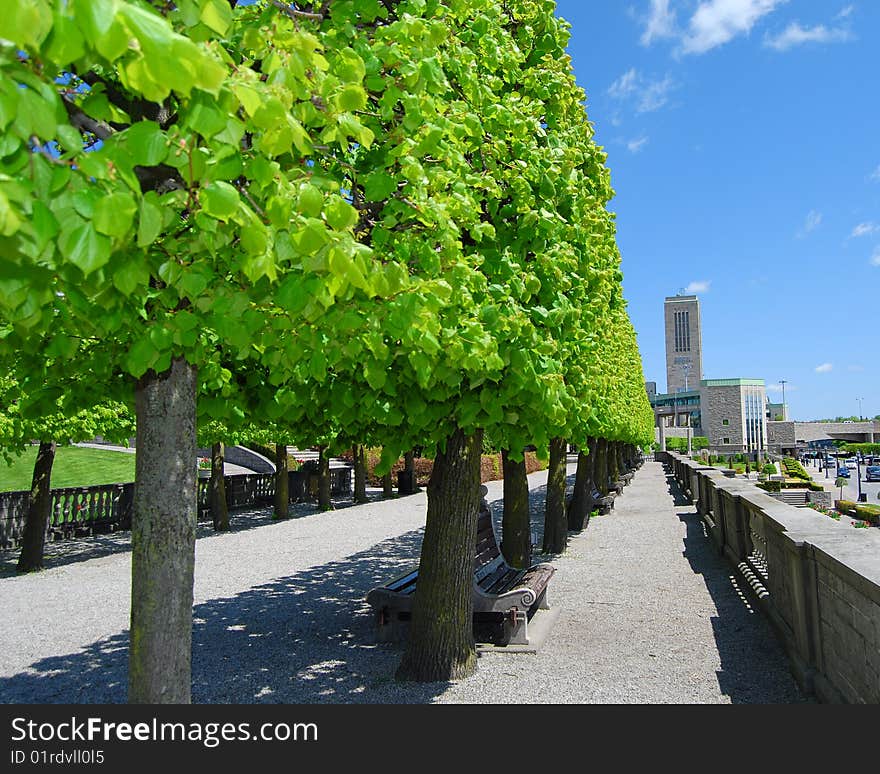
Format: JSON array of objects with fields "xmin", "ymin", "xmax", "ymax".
[
  {"xmin": 621, "ymin": 471, "xmax": 635, "ymax": 486},
  {"xmin": 591, "ymin": 487, "xmax": 614, "ymax": 515},
  {"xmin": 366, "ymin": 487, "xmax": 555, "ymax": 646}
]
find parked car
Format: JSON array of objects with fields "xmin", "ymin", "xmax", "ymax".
[
  {"xmin": 844, "ymin": 458, "xmax": 858, "ymax": 467},
  {"xmin": 837, "ymin": 465, "xmax": 851, "ymax": 478},
  {"xmin": 866, "ymin": 466, "xmax": 880, "ymax": 482}
]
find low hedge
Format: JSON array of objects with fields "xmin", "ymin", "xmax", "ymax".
[
  {"xmin": 759, "ymin": 480, "xmax": 824, "ymax": 493},
  {"xmin": 350, "ymin": 448, "xmax": 548, "ymax": 487},
  {"xmin": 836, "ymin": 499, "xmax": 880, "ymax": 524}
]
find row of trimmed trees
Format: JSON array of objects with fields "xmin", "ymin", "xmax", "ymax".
[{"xmin": 0, "ymin": 0, "xmax": 653, "ymax": 698}]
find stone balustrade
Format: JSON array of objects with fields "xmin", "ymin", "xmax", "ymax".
[{"xmin": 660, "ymin": 450, "xmax": 880, "ymax": 703}]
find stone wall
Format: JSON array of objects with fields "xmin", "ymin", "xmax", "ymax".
[
  {"xmin": 663, "ymin": 451, "xmax": 880, "ymax": 703},
  {"xmin": 701, "ymin": 384, "xmax": 745, "ymax": 452}
]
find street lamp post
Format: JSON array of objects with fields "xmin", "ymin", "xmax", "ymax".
[
  {"xmin": 857, "ymin": 397, "xmax": 863, "ymax": 421},
  {"xmin": 857, "ymin": 453, "xmax": 866, "ymax": 502},
  {"xmin": 780, "ymin": 379, "xmax": 787, "ymax": 419}
]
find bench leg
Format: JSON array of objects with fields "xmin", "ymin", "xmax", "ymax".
[
  {"xmin": 537, "ymin": 588, "xmax": 550, "ymax": 611},
  {"xmin": 375, "ymin": 609, "xmax": 409, "ymax": 643},
  {"xmin": 505, "ymin": 610, "xmax": 529, "ymax": 646}
]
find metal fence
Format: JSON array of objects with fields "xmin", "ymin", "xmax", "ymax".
[{"xmin": 1, "ymin": 467, "xmax": 353, "ymax": 551}]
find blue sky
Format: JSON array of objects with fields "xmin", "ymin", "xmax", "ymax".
[{"xmin": 554, "ymin": 1, "xmax": 879, "ymax": 421}]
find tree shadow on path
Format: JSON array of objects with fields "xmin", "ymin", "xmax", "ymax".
[
  {"xmin": 0, "ymin": 527, "xmax": 460, "ymax": 704},
  {"xmin": 666, "ymin": 473, "xmax": 810, "ymax": 704}
]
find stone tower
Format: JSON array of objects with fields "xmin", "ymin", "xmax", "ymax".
[{"xmin": 664, "ymin": 294, "xmax": 702, "ymax": 394}]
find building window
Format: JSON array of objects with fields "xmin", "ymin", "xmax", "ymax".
[
  {"xmin": 722, "ymin": 419, "xmax": 729, "ymax": 426},
  {"xmin": 723, "ymin": 438, "xmax": 730, "ymax": 445}
]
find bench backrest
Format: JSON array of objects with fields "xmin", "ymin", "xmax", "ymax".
[{"xmin": 474, "ymin": 502, "xmax": 501, "ymax": 572}]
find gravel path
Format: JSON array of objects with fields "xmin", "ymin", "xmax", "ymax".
[{"xmin": 0, "ymin": 461, "xmax": 808, "ymax": 704}]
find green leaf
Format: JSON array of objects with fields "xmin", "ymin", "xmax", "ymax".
[
  {"xmin": 59, "ymin": 223, "xmax": 111, "ymax": 275},
  {"xmin": 113, "ymin": 260, "xmax": 150, "ymax": 295},
  {"xmin": 94, "ymin": 192, "xmax": 137, "ymax": 237},
  {"xmin": 184, "ymin": 91, "xmax": 227, "ymax": 138},
  {"xmin": 137, "ymin": 194, "xmax": 163, "ymax": 247},
  {"xmin": 122, "ymin": 122, "xmax": 167, "ymax": 166},
  {"xmin": 324, "ymin": 198, "xmax": 358, "ymax": 231},
  {"xmin": 56, "ymin": 124, "xmax": 84, "ymax": 155},
  {"xmin": 362, "ymin": 172, "xmax": 398, "ymax": 202},
  {"xmin": 125, "ymin": 336, "xmax": 157, "ymax": 379},
  {"xmin": 297, "ymin": 184, "xmax": 324, "ymax": 218},
  {"xmin": 199, "ymin": 181, "xmax": 240, "ymax": 220},
  {"xmin": 336, "ymin": 48, "xmax": 366, "ymax": 83},
  {"xmin": 336, "ymin": 85, "xmax": 367, "ymax": 113},
  {"xmin": 199, "ymin": 0, "xmax": 232, "ymax": 34},
  {"xmin": 6, "ymin": 0, "xmax": 53, "ymax": 49}
]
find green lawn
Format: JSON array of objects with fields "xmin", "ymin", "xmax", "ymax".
[{"xmin": 0, "ymin": 446, "xmax": 137, "ymax": 493}]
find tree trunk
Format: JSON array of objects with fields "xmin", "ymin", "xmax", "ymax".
[
  {"xmin": 317, "ymin": 445, "xmax": 332, "ymax": 511},
  {"xmin": 210, "ymin": 441, "xmax": 228, "ymax": 531},
  {"xmin": 542, "ymin": 436, "xmax": 568, "ymax": 554},
  {"xmin": 608, "ymin": 441, "xmax": 620, "ymax": 485},
  {"xmin": 596, "ymin": 438, "xmax": 609, "ymax": 496},
  {"xmin": 396, "ymin": 427, "xmax": 483, "ymax": 682},
  {"xmin": 382, "ymin": 471, "xmax": 394, "ymax": 497},
  {"xmin": 273, "ymin": 443, "xmax": 289, "ymax": 519},
  {"xmin": 500, "ymin": 449, "xmax": 530, "ymax": 569},
  {"xmin": 398, "ymin": 449, "xmax": 416, "ymax": 494},
  {"xmin": 567, "ymin": 439, "xmax": 596, "ymax": 531},
  {"xmin": 129, "ymin": 357, "xmax": 197, "ymax": 704},
  {"xmin": 16, "ymin": 441, "xmax": 57, "ymax": 573},
  {"xmin": 353, "ymin": 444, "xmax": 368, "ymax": 503}
]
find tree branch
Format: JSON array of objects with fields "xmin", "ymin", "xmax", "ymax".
[
  {"xmin": 271, "ymin": 1, "xmax": 324, "ymax": 22},
  {"xmin": 62, "ymin": 97, "xmax": 114, "ymax": 141}
]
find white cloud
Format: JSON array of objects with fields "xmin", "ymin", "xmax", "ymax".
[
  {"xmin": 871, "ymin": 165, "xmax": 880, "ymax": 181},
  {"xmin": 836, "ymin": 5, "xmax": 855, "ymax": 20},
  {"xmin": 608, "ymin": 69, "xmax": 676, "ymax": 113},
  {"xmin": 641, "ymin": 0, "xmax": 678, "ymax": 46},
  {"xmin": 850, "ymin": 222, "xmax": 878, "ymax": 238},
  {"xmin": 681, "ymin": 0, "xmax": 787, "ymax": 55},
  {"xmin": 636, "ymin": 75, "xmax": 675, "ymax": 112},
  {"xmin": 871, "ymin": 248, "xmax": 880, "ymax": 267},
  {"xmin": 797, "ymin": 209, "xmax": 822, "ymax": 237},
  {"xmin": 608, "ymin": 68, "xmax": 637, "ymax": 100},
  {"xmin": 684, "ymin": 280, "xmax": 711, "ymax": 294},
  {"xmin": 764, "ymin": 22, "xmax": 852, "ymax": 51},
  {"xmin": 815, "ymin": 363, "xmax": 833, "ymax": 373},
  {"xmin": 627, "ymin": 136, "xmax": 649, "ymax": 153},
  {"xmin": 848, "ymin": 364, "xmax": 864, "ymax": 372}
]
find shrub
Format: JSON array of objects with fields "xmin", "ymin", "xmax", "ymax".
[
  {"xmin": 854, "ymin": 504, "xmax": 880, "ymax": 525},
  {"xmin": 762, "ymin": 463, "xmax": 776, "ymax": 475},
  {"xmin": 758, "ymin": 481, "xmax": 782, "ymax": 492}
]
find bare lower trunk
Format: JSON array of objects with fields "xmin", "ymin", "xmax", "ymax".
[
  {"xmin": 608, "ymin": 441, "xmax": 620, "ymax": 484},
  {"xmin": 542, "ymin": 437, "xmax": 568, "ymax": 554},
  {"xmin": 567, "ymin": 439, "xmax": 596, "ymax": 531},
  {"xmin": 16, "ymin": 441, "xmax": 56, "ymax": 573},
  {"xmin": 501, "ymin": 449, "xmax": 530, "ymax": 569},
  {"xmin": 396, "ymin": 427, "xmax": 483, "ymax": 682},
  {"xmin": 274, "ymin": 443, "xmax": 289, "ymax": 519},
  {"xmin": 353, "ymin": 444, "xmax": 368, "ymax": 503},
  {"xmin": 210, "ymin": 442, "xmax": 228, "ymax": 531},
  {"xmin": 398, "ymin": 450, "xmax": 416, "ymax": 494},
  {"xmin": 382, "ymin": 471, "xmax": 393, "ymax": 497},
  {"xmin": 129, "ymin": 357, "xmax": 197, "ymax": 704},
  {"xmin": 318, "ymin": 445, "xmax": 331, "ymax": 511},
  {"xmin": 596, "ymin": 438, "xmax": 609, "ymax": 496}
]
